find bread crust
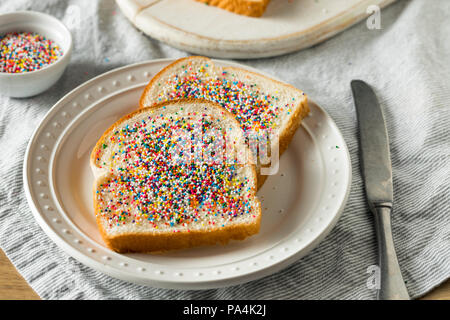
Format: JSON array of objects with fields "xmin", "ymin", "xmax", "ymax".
[
  {"xmin": 195, "ymin": 0, "xmax": 270, "ymax": 17},
  {"xmin": 221, "ymin": 66, "xmax": 309, "ymax": 188},
  {"xmin": 139, "ymin": 57, "xmax": 309, "ymax": 190},
  {"xmin": 96, "ymin": 211, "xmax": 261, "ymax": 253},
  {"xmin": 91, "ymin": 99, "xmax": 261, "ymax": 253}
]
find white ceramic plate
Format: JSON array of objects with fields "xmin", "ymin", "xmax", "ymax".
[
  {"xmin": 24, "ymin": 59, "xmax": 351, "ymax": 290},
  {"xmin": 116, "ymin": 0, "xmax": 396, "ymax": 59}
]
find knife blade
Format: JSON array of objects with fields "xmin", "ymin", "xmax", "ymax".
[
  {"xmin": 351, "ymin": 80, "xmax": 410, "ymax": 300},
  {"xmin": 351, "ymin": 80, "xmax": 393, "ymax": 209}
]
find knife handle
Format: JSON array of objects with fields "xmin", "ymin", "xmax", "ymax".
[{"xmin": 373, "ymin": 204, "xmax": 410, "ymax": 300}]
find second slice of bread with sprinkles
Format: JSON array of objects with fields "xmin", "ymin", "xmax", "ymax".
[
  {"xmin": 91, "ymin": 99, "xmax": 261, "ymax": 253},
  {"xmin": 140, "ymin": 56, "xmax": 309, "ymax": 189}
]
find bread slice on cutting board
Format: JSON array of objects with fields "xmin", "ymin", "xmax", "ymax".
[
  {"xmin": 195, "ymin": 0, "xmax": 271, "ymax": 17},
  {"xmin": 91, "ymin": 99, "xmax": 261, "ymax": 253},
  {"xmin": 139, "ymin": 56, "xmax": 309, "ymax": 188}
]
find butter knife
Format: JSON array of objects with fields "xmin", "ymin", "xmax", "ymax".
[{"xmin": 351, "ymin": 80, "xmax": 410, "ymax": 300}]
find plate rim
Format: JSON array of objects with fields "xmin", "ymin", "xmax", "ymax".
[{"xmin": 23, "ymin": 58, "xmax": 352, "ymax": 289}]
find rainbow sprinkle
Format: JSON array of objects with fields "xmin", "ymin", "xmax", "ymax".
[
  {"xmin": 95, "ymin": 112, "xmax": 255, "ymax": 231},
  {"xmin": 0, "ymin": 32, "xmax": 63, "ymax": 73},
  {"xmin": 153, "ymin": 62, "xmax": 300, "ymax": 136}
]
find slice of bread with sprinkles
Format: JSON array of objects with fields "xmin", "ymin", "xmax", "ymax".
[
  {"xmin": 91, "ymin": 99, "xmax": 261, "ymax": 253},
  {"xmin": 140, "ymin": 56, "xmax": 309, "ymax": 189},
  {"xmin": 194, "ymin": 0, "xmax": 271, "ymax": 17}
]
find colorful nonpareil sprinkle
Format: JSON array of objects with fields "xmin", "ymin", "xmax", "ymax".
[
  {"xmin": 95, "ymin": 112, "xmax": 255, "ymax": 231},
  {"xmin": 153, "ymin": 62, "xmax": 302, "ymax": 136},
  {"xmin": 0, "ymin": 32, "xmax": 63, "ymax": 73}
]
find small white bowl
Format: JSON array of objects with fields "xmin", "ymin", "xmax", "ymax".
[{"xmin": 0, "ymin": 11, "xmax": 72, "ymax": 98}]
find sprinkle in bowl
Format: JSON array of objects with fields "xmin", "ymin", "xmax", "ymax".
[{"xmin": 0, "ymin": 11, "xmax": 72, "ymax": 98}]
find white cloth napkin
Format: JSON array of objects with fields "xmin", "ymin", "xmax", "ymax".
[{"xmin": 0, "ymin": 0, "xmax": 449, "ymax": 299}]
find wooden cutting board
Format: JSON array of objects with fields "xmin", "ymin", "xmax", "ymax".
[{"xmin": 117, "ymin": 0, "xmax": 396, "ymax": 59}]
